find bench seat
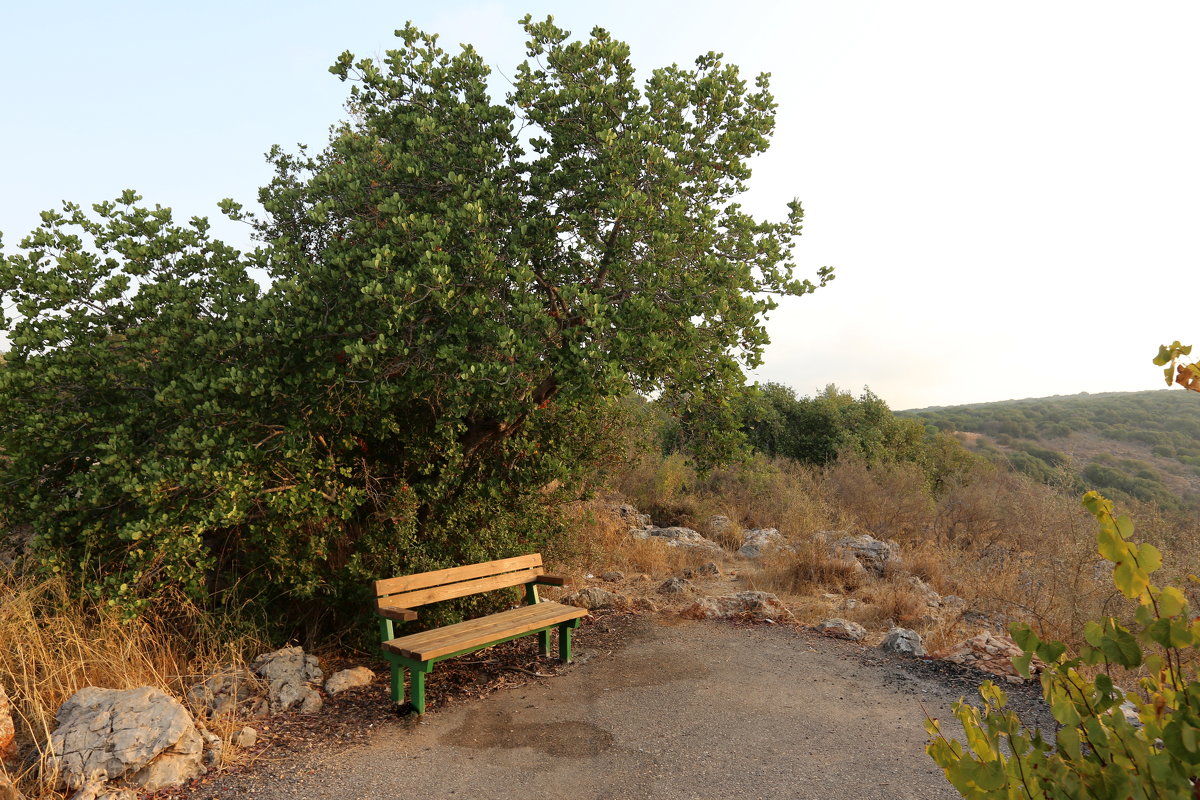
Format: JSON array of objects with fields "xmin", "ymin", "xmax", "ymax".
[
  {"xmin": 373, "ymin": 553, "xmax": 584, "ymax": 713},
  {"xmin": 383, "ymin": 601, "xmax": 585, "ymax": 661}
]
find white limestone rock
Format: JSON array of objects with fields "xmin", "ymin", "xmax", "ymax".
[
  {"xmin": 324, "ymin": 667, "xmax": 375, "ymax": 697},
  {"xmin": 46, "ymin": 686, "xmax": 204, "ymax": 792},
  {"xmin": 815, "ymin": 618, "xmax": 867, "ymax": 642}
]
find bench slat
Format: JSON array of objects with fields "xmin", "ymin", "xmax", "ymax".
[
  {"xmin": 383, "ymin": 602, "xmax": 585, "ymax": 661},
  {"xmin": 377, "ymin": 567, "xmax": 545, "ymax": 609},
  {"xmin": 394, "ymin": 603, "xmax": 556, "ymax": 653},
  {"xmin": 374, "ymin": 554, "xmax": 544, "ymax": 599}
]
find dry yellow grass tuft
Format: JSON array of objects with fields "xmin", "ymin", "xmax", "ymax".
[{"xmin": 0, "ymin": 568, "xmax": 265, "ymax": 798}]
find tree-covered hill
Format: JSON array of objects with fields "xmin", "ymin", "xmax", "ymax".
[{"xmin": 900, "ymin": 390, "xmax": 1200, "ymax": 509}]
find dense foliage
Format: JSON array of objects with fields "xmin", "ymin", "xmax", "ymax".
[
  {"xmin": 0, "ymin": 18, "xmax": 830, "ymax": 618},
  {"xmin": 927, "ymin": 492, "xmax": 1200, "ymax": 798},
  {"xmin": 740, "ymin": 383, "xmax": 977, "ymax": 488}
]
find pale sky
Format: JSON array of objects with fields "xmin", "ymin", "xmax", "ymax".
[{"xmin": 2, "ymin": 1, "xmax": 1196, "ymax": 410}]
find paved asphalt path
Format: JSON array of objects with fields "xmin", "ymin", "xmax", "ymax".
[{"xmin": 236, "ymin": 618, "xmax": 968, "ymax": 800}]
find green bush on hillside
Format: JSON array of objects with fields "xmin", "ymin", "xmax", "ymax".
[{"xmin": 740, "ymin": 382, "xmax": 977, "ymax": 490}]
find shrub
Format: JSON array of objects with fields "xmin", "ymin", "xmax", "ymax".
[
  {"xmin": 926, "ymin": 492, "xmax": 1200, "ymax": 798},
  {"xmin": 0, "ymin": 18, "xmax": 830, "ymax": 621}
]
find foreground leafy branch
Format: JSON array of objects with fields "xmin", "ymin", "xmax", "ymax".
[
  {"xmin": 926, "ymin": 491, "xmax": 1200, "ymax": 798},
  {"xmin": 1154, "ymin": 342, "xmax": 1199, "ymax": 393}
]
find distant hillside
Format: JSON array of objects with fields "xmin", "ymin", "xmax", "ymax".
[{"xmin": 899, "ymin": 390, "xmax": 1200, "ymax": 510}]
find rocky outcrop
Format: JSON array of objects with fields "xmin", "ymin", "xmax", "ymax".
[
  {"xmin": 831, "ymin": 534, "xmax": 900, "ymax": 576},
  {"xmin": 815, "ymin": 618, "xmax": 867, "ymax": 642},
  {"xmin": 46, "ymin": 686, "xmax": 204, "ymax": 792},
  {"xmin": 631, "ymin": 527, "xmax": 722, "ymax": 553},
  {"xmin": 251, "ymin": 647, "xmax": 323, "ymax": 715},
  {"xmin": 612, "ymin": 503, "xmax": 653, "ymax": 530},
  {"xmin": 940, "ymin": 632, "xmax": 1041, "ymax": 678},
  {"xmin": 324, "ymin": 667, "xmax": 374, "ymax": 697},
  {"xmin": 65, "ymin": 774, "xmax": 136, "ymax": 800},
  {"xmin": 880, "ymin": 628, "xmax": 925, "ymax": 657},
  {"xmin": 737, "ymin": 528, "xmax": 788, "ymax": 559},
  {"xmin": 683, "ymin": 592, "xmax": 786, "ymax": 621},
  {"xmin": 705, "ymin": 515, "xmax": 734, "ymax": 538},
  {"xmin": 187, "ymin": 666, "xmax": 265, "ymax": 719},
  {"xmin": 560, "ymin": 587, "xmax": 626, "ymax": 610}
]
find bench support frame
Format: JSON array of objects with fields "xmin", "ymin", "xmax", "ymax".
[{"xmin": 380, "ymin": 618, "xmax": 581, "ymax": 713}]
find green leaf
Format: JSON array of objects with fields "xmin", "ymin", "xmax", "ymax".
[
  {"xmin": 1113, "ymin": 558, "xmax": 1151, "ymax": 601},
  {"xmin": 1096, "ymin": 622, "xmax": 1142, "ymax": 668},
  {"xmin": 1156, "ymin": 586, "xmax": 1187, "ymax": 618},
  {"xmin": 1136, "ymin": 542, "xmax": 1162, "ymax": 574}
]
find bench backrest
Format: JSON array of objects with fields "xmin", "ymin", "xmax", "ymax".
[{"xmin": 374, "ymin": 553, "xmax": 546, "ymax": 610}]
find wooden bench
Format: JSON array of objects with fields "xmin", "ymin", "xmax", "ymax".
[{"xmin": 374, "ymin": 553, "xmax": 586, "ymax": 714}]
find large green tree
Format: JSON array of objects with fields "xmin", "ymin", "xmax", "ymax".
[{"xmin": 0, "ymin": 17, "xmax": 830, "ymax": 616}]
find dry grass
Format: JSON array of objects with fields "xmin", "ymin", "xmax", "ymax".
[
  {"xmin": 0, "ymin": 568, "xmax": 266, "ymax": 798},
  {"xmin": 756, "ymin": 539, "xmax": 865, "ymax": 595},
  {"xmin": 551, "ymin": 500, "xmax": 722, "ymax": 581},
  {"xmin": 608, "ymin": 448, "xmax": 1200, "ymax": 654}
]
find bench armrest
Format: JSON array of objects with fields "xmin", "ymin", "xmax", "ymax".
[
  {"xmin": 533, "ymin": 574, "xmax": 567, "ymax": 587},
  {"xmin": 377, "ymin": 605, "xmax": 419, "ymax": 623}
]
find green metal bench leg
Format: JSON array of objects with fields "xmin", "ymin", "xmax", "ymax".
[
  {"xmin": 391, "ymin": 662, "xmax": 405, "ymax": 705},
  {"xmin": 538, "ymin": 629, "xmax": 551, "ymax": 656},
  {"xmin": 411, "ymin": 667, "xmax": 427, "ymax": 714},
  {"xmin": 558, "ymin": 619, "xmax": 580, "ymax": 663},
  {"xmin": 381, "ymin": 653, "xmax": 405, "ymax": 705}
]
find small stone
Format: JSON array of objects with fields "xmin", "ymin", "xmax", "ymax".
[
  {"xmin": 656, "ymin": 577, "xmax": 696, "ymax": 596},
  {"xmin": 252, "ymin": 647, "xmax": 323, "ymax": 714},
  {"xmin": 324, "ymin": 667, "xmax": 374, "ymax": 696},
  {"xmin": 737, "ymin": 529, "xmax": 786, "ymax": 559},
  {"xmin": 631, "ymin": 597, "xmax": 659, "ymax": 613},
  {"xmin": 231, "ymin": 727, "xmax": 257, "ymax": 749},
  {"xmin": 598, "ymin": 571, "xmax": 625, "ymax": 582},
  {"xmin": 815, "ymin": 618, "xmax": 867, "ymax": 642},
  {"xmin": 880, "ymin": 628, "xmax": 925, "ymax": 657}
]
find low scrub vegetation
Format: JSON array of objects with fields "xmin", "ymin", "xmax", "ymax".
[{"xmin": 903, "ymin": 390, "xmax": 1200, "ymax": 511}]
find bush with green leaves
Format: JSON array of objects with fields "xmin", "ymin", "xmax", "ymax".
[
  {"xmin": 0, "ymin": 17, "xmax": 830, "ymax": 622},
  {"xmin": 926, "ymin": 491, "xmax": 1200, "ymax": 798}
]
